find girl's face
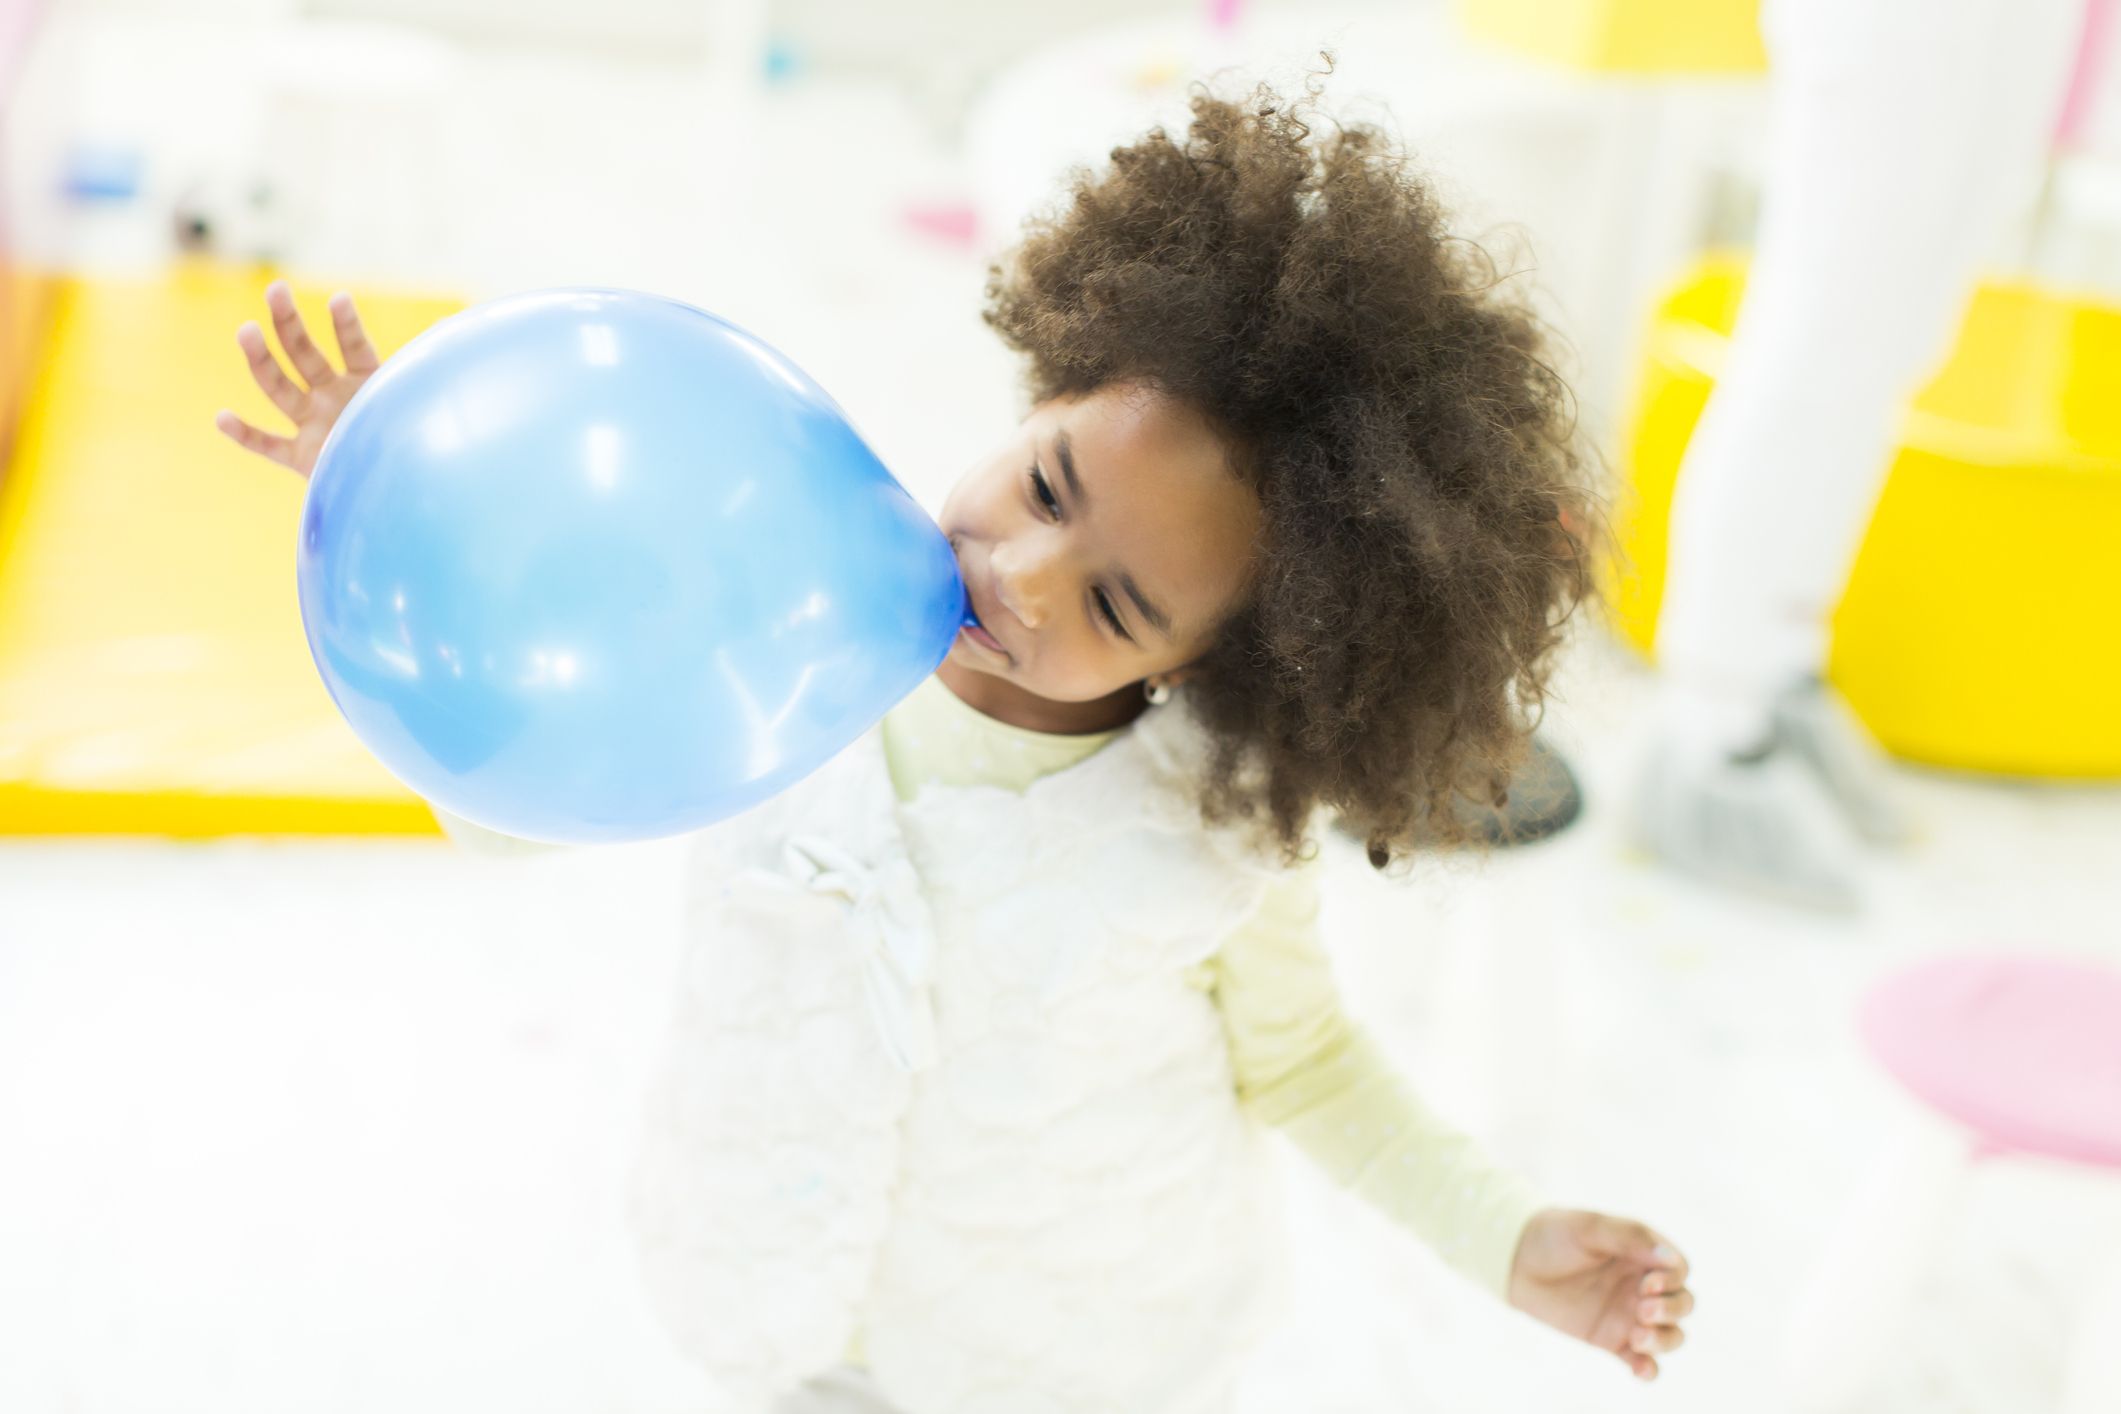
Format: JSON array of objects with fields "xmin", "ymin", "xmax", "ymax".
[{"xmin": 936, "ymin": 383, "xmax": 1261, "ymax": 732}]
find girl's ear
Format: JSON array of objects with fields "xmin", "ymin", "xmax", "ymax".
[{"xmin": 1144, "ymin": 668, "xmax": 1197, "ymax": 704}]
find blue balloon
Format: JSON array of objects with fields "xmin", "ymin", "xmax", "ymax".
[{"xmin": 298, "ymin": 289, "xmax": 965, "ymax": 844}]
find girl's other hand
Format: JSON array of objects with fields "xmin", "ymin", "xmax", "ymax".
[
  {"xmin": 1507, "ymin": 1208, "xmax": 1692, "ymax": 1380},
  {"xmin": 213, "ymin": 280, "xmax": 380, "ymax": 479}
]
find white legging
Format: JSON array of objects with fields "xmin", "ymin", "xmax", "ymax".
[{"xmin": 1656, "ymin": 0, "xmax": 2087, "ymax": 710}]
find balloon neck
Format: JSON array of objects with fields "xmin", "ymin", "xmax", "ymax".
[{"xmin": 962, "ymin": 601, "xmax": 982, "ymax": 629}]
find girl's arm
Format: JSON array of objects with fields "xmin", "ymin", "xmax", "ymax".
[{"xmin": 1204, "ymin": 876, "xmax": 1691, "ymax": 1379}]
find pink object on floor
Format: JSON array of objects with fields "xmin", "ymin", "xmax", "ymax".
[
  {"xmin": 1205, "ymin": 0, "xmax": 1243, "ymax": 35},
  {"xmin": 1861, "ymin": 955, "xmax": 2121, "ymax": 1169},
  {"xmin": 901, "ymin": 201, "xmax": 979, "ymax": 250}
]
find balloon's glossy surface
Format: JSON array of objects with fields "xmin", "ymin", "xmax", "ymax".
[{"xmin": 299, "ymin": 290, "xmax": 964, "ymax": 844}]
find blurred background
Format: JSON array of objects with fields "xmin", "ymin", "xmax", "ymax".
[{"xmin": 2, "ymin": 0, "xmax": 2119, "ymax": 1411}]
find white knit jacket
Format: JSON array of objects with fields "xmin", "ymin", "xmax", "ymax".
[{"xmin": 631, "ymin": 704, "xmax": 1290, "ymax": 1414}]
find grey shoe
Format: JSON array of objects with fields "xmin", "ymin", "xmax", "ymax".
[
  {"xmin": 1771, "ymin": 678, "xmax": 1909, "ymax": 845},
  {"xmin": 1448, "ymin": 735, "xmax": 1584, "ymax": 847},
  {"xmin": 1639, "ymin": 735, "xmax": 1862, "ymax": 913},
  {"xmin": 1334, "ymin": 734, "xmax": 1585, "ymax": 857}
]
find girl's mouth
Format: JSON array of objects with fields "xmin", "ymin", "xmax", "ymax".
[
  {"xmin": 951, "ymin": 537, "xmax": 1012, "ymax": 662},
  {"xmin": 961, "ymin": 618, "xmax": 1008, "ymax": 657}
]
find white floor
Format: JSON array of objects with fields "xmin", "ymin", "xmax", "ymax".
[
  {"xmin": 6, "ymin": 641, "xmax": 2120, "ymax": 1414},
  {"xmin": 5, "ymin": 12, "xmax": 2121, "ymax": 1412}
]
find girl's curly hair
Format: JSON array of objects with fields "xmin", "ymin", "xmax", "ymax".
[{"xmin": 983, "ymin": 84, "xmax": 1594, "ymax": 866}]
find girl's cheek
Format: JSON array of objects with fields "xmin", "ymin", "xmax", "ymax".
[{"xmin": 1035, "ymin": 634, "xmax": 1121, "ymax": 700}]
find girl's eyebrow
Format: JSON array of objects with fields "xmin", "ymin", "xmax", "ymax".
[
  {"xmin": 1054, "ymin": 430, "xmax": 1085, "ymax": 502},
  {"xmin": 1118, "ymin": 571, "xmax": 1172, "ymax": 637}
]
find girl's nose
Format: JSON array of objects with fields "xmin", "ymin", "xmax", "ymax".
[{"xmin": 991, "ymin": 534, "xmax": 1063, "ymax": 629}]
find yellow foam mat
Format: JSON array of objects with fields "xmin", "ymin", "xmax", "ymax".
[
  {"xmin": 0, "ymin": 262, "xmax": 461, "ymax": 834},
  {"xmin": 1611, "ymin": 256, "xmax": 2121, "ymax": 778},
  {"xmin": 1458, "ymin": 0, "xmax": 1766, "ymax": 73}
]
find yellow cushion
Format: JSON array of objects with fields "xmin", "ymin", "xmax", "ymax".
[
  {"xmin": 1458, "ymin": 0, "xmax": 1766, "ymax": 73},
  {"xmin": 1610, "ymin": 257, "xmax": 2121, "ymax": 778},
  {"xmin": 0, "ymin": 262, "xmax": 462, "ymax": 833}
]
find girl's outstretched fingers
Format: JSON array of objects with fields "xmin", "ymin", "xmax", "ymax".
[
  {"xmin": 327, "ymin": 292, "xmax": 380, "ymax": 374},
  {"xmin": 221, "ymin": 283, "xmax": 379, "ymax": 477},
  {"xmin": 237, "ymin": 318, "xmax": 307, "ymax": 418},
  {"xmin": 265, "ymin": 278, "xmax": 336, "ymax": 388},
  {"xmin": 214, "ymin": 408, "xmax": 297, "ymax": 471}
]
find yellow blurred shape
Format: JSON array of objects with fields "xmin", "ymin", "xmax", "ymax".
[
  {"xmin": 0, "ymin": 262, "xmax": 462, "ymax": 834},
  {"xmin": 1607, "ymin": 255, "xmax": 1747, "ymax": 653},
  {"xmin": 1458, "ymin": 0, "xmax": 1766, "ymax": 72},
  {"xmin": 1610, "ymin": 257, "xmax": 2121, "ymax": 778},
  {"xmin": 1, "ymin": 267, "xmax": 55, "ymax": 452}
]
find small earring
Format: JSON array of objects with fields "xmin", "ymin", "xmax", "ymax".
[{"xmin": 1144, "ymin": 679, "xmax": 1172, "ymax": 706}]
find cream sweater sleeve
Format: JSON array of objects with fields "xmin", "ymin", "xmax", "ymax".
[{"xmin": 1201, "ymin": 869, "xmax": 1546, "ymax": 1300}]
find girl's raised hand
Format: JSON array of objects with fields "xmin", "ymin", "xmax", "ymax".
[
  {"xmin": 214, "ymin": 280, "xmax": 380, "ymax": 479},
  {"xmin": 1507, "ymin": 1208, "xmax": 1692, "ymax": 1380}
]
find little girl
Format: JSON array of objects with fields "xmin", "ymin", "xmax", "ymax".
[{"xmin": 221, "ymin": 88, "xmax": 1691, "ymax": 1414}]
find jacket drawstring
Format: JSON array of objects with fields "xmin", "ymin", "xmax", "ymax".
[{"xmin": 781, "ymin": 834, "xmax": 941, "ymax": 1071}]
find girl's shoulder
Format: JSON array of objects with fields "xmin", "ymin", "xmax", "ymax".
[{"xmin": 1017, "ymin": 701, "xmax": 1287, "ymax": 878}]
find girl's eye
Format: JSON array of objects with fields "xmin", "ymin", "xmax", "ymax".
[
  {"xmin": 1092, "ymin": 587, "xmax": 1132, "ymax": 640},
  {"xmin": 1031, "ymin": 466, "xmax": 1060, "ymax": 519}
]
